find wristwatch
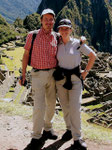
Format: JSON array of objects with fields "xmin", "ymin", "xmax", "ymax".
[{"xmin": 84, "ymin": 69, "xmax": 89, "ymax": 73}]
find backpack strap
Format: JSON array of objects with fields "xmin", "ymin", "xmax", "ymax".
[
  {"xmin": 28, "ymin": 33, "xmax": 37, "ymax": 66},
  {"xmin": 52, "ymin": 31, "xmax": 61, "ymax": 44},
  {"xmin": 77, "ymin": 40, "xmax": 83, "ymax": 50}
]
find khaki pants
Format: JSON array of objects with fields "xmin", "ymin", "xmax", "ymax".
[
  {"xmin": 56, "ymin": 75, "xmax": 82, "ymax": 141},
  {"xmin": 31, "ymin": 69, "xmax": 56, "ymax": 139}
]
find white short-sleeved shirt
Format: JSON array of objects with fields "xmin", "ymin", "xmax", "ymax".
[{"xmin": 57, "ymin": 37, "xmax": 96, "ymax": 69}]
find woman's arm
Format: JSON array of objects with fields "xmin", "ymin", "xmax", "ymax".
[{"xmin": 81, "ymin": 52, "xmax": 96, "ymax": 80}]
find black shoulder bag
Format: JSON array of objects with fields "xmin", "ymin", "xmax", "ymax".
[{"xmin": 28, "ymin": 33, "xmax": 37, "ymax": 66}]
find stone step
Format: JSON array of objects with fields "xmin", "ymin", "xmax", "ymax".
[{"xmin": 81, "ymin": 97, "xmax": 97, "ymax": 106}]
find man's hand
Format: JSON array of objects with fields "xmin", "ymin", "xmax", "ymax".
[
  {"xmin": 81, "ymin": 71, "xmax": 88, "ymax": 80},
  {"xmin": 19, "ymin": 50, "xmax": 29, "ymax": 86},
  {"xmin": 19, "ymin": 75, "xmax": 26, "ymax": 86}
]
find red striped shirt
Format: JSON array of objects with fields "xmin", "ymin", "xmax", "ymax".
[{"xmin": 24, "ymin": 28, "xmax": 57, "ymax": 69}]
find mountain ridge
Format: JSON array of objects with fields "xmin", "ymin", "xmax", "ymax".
[{"xmin": 0, "ymin": 0, "xmax": 41, "ymax": 23}]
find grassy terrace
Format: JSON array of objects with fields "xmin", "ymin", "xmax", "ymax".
[
  {"xmin": 1, "ymin": 47, "xmax": 31, "ymax": 76},
  {"xmin": 0, "ymin": 47, "xmax": 31, "ymax": 103}
]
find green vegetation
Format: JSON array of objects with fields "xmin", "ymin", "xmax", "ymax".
[
  {"xmin": 0, "ymin": 24, "xmax": 17, "ymax": 45},
  {"xmin": 83, "ymin": 89, "xmax": 89, "ymax": 95},
  {"xmin": 82, "ymin": 112, "xmax": 112, "ymax": 142},
  {"xmin": 0, "ymin": 100, "xmax": 32, "ymax": 119},
  {"xmin": 14, "ymin": 17, "xmax": 23, "ymax": 28},
  {"xmin": 37, "ymin": 0, "xmax": 68, "ymax": 15},
  {"xmin": 24, "ymin": 13, "xmax": 41, "ymax": 31},
  {"xmin": 38, "ymin": 0, "xmax": 112, "ymax": 53},
  {"xmin": 2, "ymin": 47, "xmax": 26, "ymax": 76},
  {"xmin": 0, "ymin": 100, "xmax": 111, "ymax": 142},
  {"xmin": 0, "ymin": 47, "xmax": 31, "ymax": 77},
  {"xmin": 0, "ymin": 15, "xmax": 17, "ymax": 45},
  {"xmin": 0, "ymin": 15, "xmax": 27, "ymax": 46},
  {"xmin": 0, "ymin": 14, "xmax": 8, "ymax": 25},
  {"xmin": 86, "ymin": 104, "xmax": 103, "ymax": 110},
  {"xmin": 4, "ymin": 90, "xmax": 14, "ymax": 98},
  {"xmin": 1, "ymin": 0, "xmax": 112, "ymax": 53},
  {"xmin": 14, "ymin": 86, "xmax": 25, "ymax": 103}
]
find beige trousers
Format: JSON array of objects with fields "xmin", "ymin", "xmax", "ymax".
[
  {"xmin": 56, "ymin": 74, "xmax": 82, "ymax": 141},
  {"xmin": 31, "ymin": 69, "xmax": 56, "ymax": 139}
]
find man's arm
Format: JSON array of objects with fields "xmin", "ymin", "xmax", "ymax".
[{"xmin": 19, "ymin": 50, "xmax": 29, "ymax": 85}]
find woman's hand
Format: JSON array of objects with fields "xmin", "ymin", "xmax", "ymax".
[
  {"xmin": 80, "ymin": 36, "xmax": 86, "ymax": 44},
  {"xmin": 81, "ymin": 52, "xmax": 96, "ymax": 80}
]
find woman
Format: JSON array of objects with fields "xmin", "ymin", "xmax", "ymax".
[{"xmin": 54, "ymin": 19, "xmax": 96, "ymax": 150}]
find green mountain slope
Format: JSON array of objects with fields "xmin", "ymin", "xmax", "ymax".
[
  {"xmin": 0, "ymin": 15, "xmax": 15, "ymax": 44},
  {"xmin": 0, "ymin": 0, "xmax": 41, "ymax": 23},
  {"xmin": 0, "ymin": 15, "xmax": 25, "ymax": 45},
  {"xmin": 37, "ymin": 0, "xmax": 112, "ymax": 53}
]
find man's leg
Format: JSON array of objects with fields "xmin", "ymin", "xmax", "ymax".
[
  {"xmin": 24, "ymin": 70, "xmax": 47, "ymax": 150},
  {"xmin": 31, "ymin": 71, "xmax": 46, "ymax": 139}
]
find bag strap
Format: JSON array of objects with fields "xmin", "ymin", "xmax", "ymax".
[
  {"xmin": 52, "ymin": 31, "xmax": 61, "ymax": 44},
  {"xmin": 77, "ymin": 41, "xmax": 83, "ymax": 50},
  {"xmin": 28, "ymin": 33, "xmax": 37, "ymax": 66}
]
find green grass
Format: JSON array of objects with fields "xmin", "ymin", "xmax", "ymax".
[
  {"xmin": 2, "ymin": 47, "xmax": 24, "ymax": 76},
  {"xmin": 0, "ymin": 100, "xmax": 111, "ymax": 143},
  {"xmin": 0, "ymin": 64, "xmax": 5, "ymax": 70},
  {"xmin": 4, "ymin": 86, "xmax": 25, "ymax": 103},
  {"xmin": 4, "ymin": 87, "xmax": 15, "ymax": 98},
  {"xmin": 4, "ymin": 91, "xmax": 14, "ymax": 98},
  {"xmin": 0, "ymin": 100, "xmax": 32, "ymax": 119},
  {"xmin": 86, "ymin": 104, "xmax": 103, "ymax": 110},
  {"xmin": 14, "ymin": 86, "xmax": 25, "ymax": 103},
  {"xmin": 1, "ymin": 47, "xmax": 32, "ymax": 76},
  {"xmin": 82, "ymin": 112, "xmax": 112, "ymax": 143},
  {"xmin": 83, "ymin": 89, "xmax": 89, "ymax": 95}
]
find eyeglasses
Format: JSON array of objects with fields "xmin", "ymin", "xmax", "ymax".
[{"xmin": 43, "ymin": 18, "xmax": 54, "ymax": 22}]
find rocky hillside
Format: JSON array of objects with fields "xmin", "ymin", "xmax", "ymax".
[
  {"xmin": 37, "ymin": 0, "xmax": 68, "ymax": 15},
  {"xmin": 0, "ymin": 0, "xmax": 41, "ymax": 23},
  {"xmin": 37, "ymin": 0, "xmax": 112, "ymax": 54}
]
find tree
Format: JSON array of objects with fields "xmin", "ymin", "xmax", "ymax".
[
  {"xmin": 14, "ymin": 17, "xmax": 23, "ymax": 28},
  {"xmin": 23, "ymin": 13, "xmax": 41, "ymax": 31}
]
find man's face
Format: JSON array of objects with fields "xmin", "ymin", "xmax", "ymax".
[{"xmin": 41, "ymin": 14, "xmax": 55, "ymax": 32}]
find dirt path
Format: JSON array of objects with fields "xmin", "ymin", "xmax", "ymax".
[{"xmin": 0, "ymin": 114, "xmax": 112, "ymax": 150}]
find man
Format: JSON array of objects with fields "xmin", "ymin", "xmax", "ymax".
[{"xmin": 20, "ymin": 9, "xmax": 58, "ymax": 150}]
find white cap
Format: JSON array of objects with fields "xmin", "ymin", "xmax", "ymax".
[{"xmin": 41, "ymin": 8, "xmax": 55, "ymax": 18}]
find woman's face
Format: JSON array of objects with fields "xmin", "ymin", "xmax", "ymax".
[{"xmin": 59, "ymin": 27, "xmax": 72, "ymax": 39}]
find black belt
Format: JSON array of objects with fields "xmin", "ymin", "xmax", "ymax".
[{"xmin": 33, "ymin": 68, "xmax": 54, "ymax": 72}]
